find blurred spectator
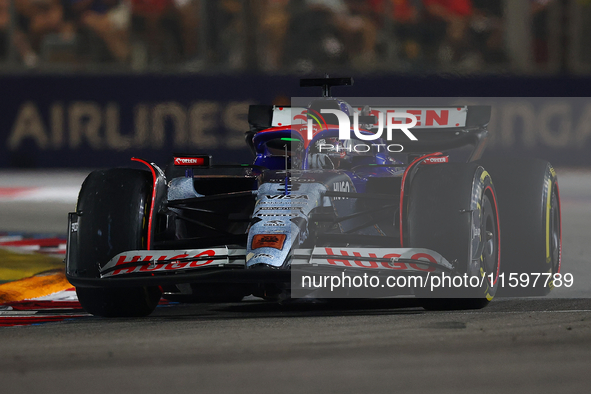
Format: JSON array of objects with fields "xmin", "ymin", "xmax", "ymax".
[
  {"xmin": 9, "ymin": 0, "xmax": 75, "ymax": 66},
  {"xmin": 341, "ymin": 0, "xmax": 377, "ymax": 68},
  {"xmin": 176, "ymin": 0, "xmax": 199, "ymax": 60},
  {"xmin": 0, "ymin": 0, "xmax": 7, "ymax": 60},
  {"xmin": 367, "ymin": 0, "xmax": 424, "ymax": 65},
  {"xmin": 471, "ymin": 0, "xmax": 506, "ymax": 65},
  {"xmin": 203, "ymin": 0, "xmax": 245, "ymax": 69},
  {"xmin": 67, "ymin": 0, "xmax": 130, "ymax": 63},
  {"xmin": 283, "ymin": 0, "xmax": 346, "ymax": 72},
  {"xmin": 530, "ymin": 0, "xmax": 554, "ymax": 65},
  {"xmin": 422, "ymin": 0, "xmax": 473, "ymax": 66},
  {"xmin": 1, "ymin": 1, "xmax": 39, "ymax": 66},
  {"xmin": 130, "ymin": 0, "xmax": 192, "ymax": 65},
  {"xmin": 256, "ymin": 0, "xmax": 290, "ymax": 71},
  {"xmin": 283, "ymin": 0, "xmax": 376, "ymax": 72},
  {"xmin": 0, "ymin": 0, "xmax": 9, "ymax": 61}
]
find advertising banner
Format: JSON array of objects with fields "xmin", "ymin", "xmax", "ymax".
[{"xmin": 1, "ymin": 74, "xmax": 591, "ymax": 168}]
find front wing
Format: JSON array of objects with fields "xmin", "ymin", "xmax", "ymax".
[{"xmin": 66, "ymin": 243, "xmax": 453, "ymax": 288}]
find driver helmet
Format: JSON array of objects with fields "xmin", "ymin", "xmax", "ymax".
[{"xmin": 307, "ymin": 98, "xmax": 354, "ymax": 126}]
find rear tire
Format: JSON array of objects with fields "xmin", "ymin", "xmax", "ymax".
[
  {"xmin": 408, "ymin": 163, "xmax": 500, "ymax": 310},
  {"xmin": 74, "ymin": 169, "xmax": 162, "ymax": 317},
  {"xmin": 475, "ymin": 158, "xmax": 561, "ymax": 296}
]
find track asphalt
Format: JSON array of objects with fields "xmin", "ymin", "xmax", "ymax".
[{"xmin": 0, "ymin": 169, "xmax": 590, "ymax": 393}]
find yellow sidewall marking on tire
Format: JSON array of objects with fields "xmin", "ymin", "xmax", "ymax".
[
  {"xmin": 546, "ymin": 178, "xmax": 552, "ymax": 264},
  {"xmin": 480, "ymin": 170, "xmax": 490, "ymax": 182},
  {"xmin": 478, "ymin": 170, "xmax": 493, "ymax": 300}
]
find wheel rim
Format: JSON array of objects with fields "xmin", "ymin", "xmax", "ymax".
[{"xmin": 481, "ymin": 193, "xmax": 499, "ymax": 285}]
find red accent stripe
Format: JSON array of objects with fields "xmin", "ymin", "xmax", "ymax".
[
  {"xmin": 0, "ymin": 187, "xmax": 36, "ymax": 197},
  {"xmin": 131, "ymin": 158, "xmax": 157, "ymax": 250},
  {"xmin": 0, "ymin": 316, "xmax": 86, "ymax": 327},
  {"xmin": 36, "ymin": 249, "xmax": 67, "ymax": 255},
  {"xmin": 485, "ymin": 185, "xmax": 501, "ymax": 286},
  {"xmin": 307, "ymin": 109, "xmax": 329, "ymax": 130},
  {"xmin": 258, "ymin": 125, "xmax": 293, "ymax": 133},
  {"xmin": 0, "ymin": 238, "xmax": 65, "ymax": 247},
  {"xmin": 399, "ymin": 153, "xmax": 443, "ymax": 248}
]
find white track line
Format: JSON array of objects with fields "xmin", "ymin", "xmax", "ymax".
[
  {"xmin": 441, "ymin": 309, "xmax": 591, "ymax": 315},
  {"xmin": 0, "ymin": 187, "xmax": 79, "ymax": 203}
]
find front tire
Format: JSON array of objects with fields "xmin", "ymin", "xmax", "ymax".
[{"xmin": 74, "ymin": 168, "xmax": 162, "ymax": 317}]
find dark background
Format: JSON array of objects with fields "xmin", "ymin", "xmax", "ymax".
[
  {"xmin": 2, "ymin": 74, "xmax": 591, "ymax": 168},
  {"xmin": 2, "ymin": 0, "xmax": 591, "ymax": 168}
]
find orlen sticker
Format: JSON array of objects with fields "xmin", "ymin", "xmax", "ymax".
[
  {"xmin": 173, "ymin": 156, "xmax": 210, "ymax": 166},
  {"xmin": 422, "ymin": 156, "xmax": 449, "ymax": 164}
]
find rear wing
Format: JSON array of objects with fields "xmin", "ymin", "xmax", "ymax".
[
  {"xmin": 248, "ymin": 105, "xmax": 491, "ymax": 131},
  {"xmin": 248, "ymin": 104, "xmax": 492, "ymax": 159}
]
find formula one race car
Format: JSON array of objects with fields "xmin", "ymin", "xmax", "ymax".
[{"xmin": 65, "ymin": 77, "xmax": 562, "ymax": 317}]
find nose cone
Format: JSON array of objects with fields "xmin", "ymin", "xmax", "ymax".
[
  {"xmin": 247, "ymin": 181, "xmax": 324, "ymax": 269},
  {"xmin": 246, "ymin": 231, "xmax": 294, "ymax": 269},
  {"xmin": 247, "ymin": 262, "xmax": 280, "ymax": 270}
]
